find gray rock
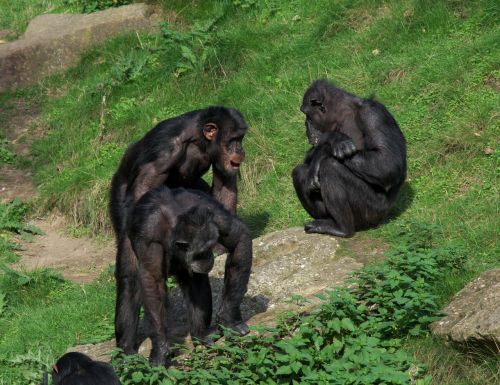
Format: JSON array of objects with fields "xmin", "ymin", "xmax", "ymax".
[
  {"xmin": 430, "ymin": 269, "xmax": 500, "ymax": 352},
  {"xmin": 70, "ymin": 227, "xmax": 363, "ymax": 361},
  {"xmin": 0, "ymin": 4, "xmax": 158, "ymax": 90}
]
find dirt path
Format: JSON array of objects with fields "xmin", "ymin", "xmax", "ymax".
[
  {"xmin": 1, "ymin": 97, "xmax": 115, "ymax": 283},
  {"xmin": 15, "ymin": 216, "xmax": 115, "ymax": 282}
]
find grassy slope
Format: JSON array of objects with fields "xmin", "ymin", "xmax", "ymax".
[{"xmin": 0, "ymin": 0, "xmax": 498, "ymax": 384}]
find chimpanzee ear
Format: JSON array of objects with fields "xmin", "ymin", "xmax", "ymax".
[
  {"xmin": 310, "ymin": 99, "xmax": 326, "ymax": 113},
  {"xmin": 203, "ymin": 123, "xmax": 219, "ymax": 141}
]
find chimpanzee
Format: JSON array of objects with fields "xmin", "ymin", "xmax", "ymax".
[
  {"xmin": 109, "ymin": 107, "xmax": 248, "ymax": 354},
  {"xmin": 292, "ymin": 80, "xmax": 407, "ymax": 237},
  {"xmin": 51, "ymin": 352, "xmax": 121, "ymax": 385},
  {"xmin": 127, "ymin": 186, "xmax": 252, "ymax": 366}
]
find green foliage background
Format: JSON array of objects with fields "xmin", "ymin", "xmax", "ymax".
[{"xmin": 0, "ymin": 0, "xmax": 498, "ymax": 384}]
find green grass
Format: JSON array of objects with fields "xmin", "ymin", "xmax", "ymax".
[
  {"xmin": 0, "ymin": 268, "xmax": 115, "ymax": 383},
  {"xmin": 0, "ymin": 0, "xmax": 79, "ymax": 39},
  {"xmin": 0, "ymin": 0, "xmax": 499, "ymax": 384}
]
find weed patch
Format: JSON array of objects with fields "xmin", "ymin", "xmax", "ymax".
[
  {"xmin": 112, "ymin": 224, "xmax": 465, "ymax": 384},
  {"xmin": 0, "ymin": 200, "xmax": 41, "ymax": 264}
]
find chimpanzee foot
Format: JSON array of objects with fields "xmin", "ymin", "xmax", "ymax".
[
  {"xmin": 212, "ymin": 243, "xmax": 228, "ymax": 256},
  {"xmin": 231, "ymin": 321, "xmax": 250, "ymax": 336},
  {"xmin": 304, "ymin": 220, "xmax": 353, "ymax": 238},
  {"xmin": 192, "ymin": 325, "xmax": 221, "ymax": 345},
  {"xmin": 149, "ymin": 341, "xmax": 169, "ymax": 366}
]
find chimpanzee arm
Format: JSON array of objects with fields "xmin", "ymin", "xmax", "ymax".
[
  {"xmin": 215, "ymin": 217, "xmax": 252, "ymax": 333},
  {"xmin": 306, "ymin": 132, "xmax": 357, "ymax": 190},
  {"xmin": 343, "ymin": 106, "xmax": 406, "ymax": 191},
  {"xmin": 132, "ymin": 137, "xmax": 189, "ymax": 201},
  {"xmin": 211, "ymin": 170, "xmax": 238, "ymax": 213}
]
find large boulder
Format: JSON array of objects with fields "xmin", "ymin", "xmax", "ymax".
[
  {"xmin": 0, "ymin": 3, "xmax": 158, "ymax": 90},
  {"xmin": 70, "ymin": 227, "xmax": 364, "ymax": 360},
  {"xmin": 430, "ymin": 269, "xmax": 500, "ymax": 352}
]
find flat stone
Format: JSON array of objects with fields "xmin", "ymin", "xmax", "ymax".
[
  {"xmin": 430, "ymin": 269, "xmax": 500, "ymax": 352},
  {"xmin": 0, "ymin": 3, "xmax": 158, "ymax": 90},
  {"xmin": 70, "ymin": 227, "xmax": 364, "ymax": 361}
]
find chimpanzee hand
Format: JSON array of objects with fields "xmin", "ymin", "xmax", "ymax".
[
  {"xmin": 331, "ymin": 138, "xmax": 357, "ymax": 159},
  {"xmin": 331, "ymin": 139, "xmax": 357, "ymax": 159},
  {"xmin": 307, "ymin": 168, "xmax": 321, "ymax": 192}
]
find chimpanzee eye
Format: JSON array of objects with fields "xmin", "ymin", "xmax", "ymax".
[{"xmin": 175, "ymin": 241, "xmax": 189, "ymax": 251}]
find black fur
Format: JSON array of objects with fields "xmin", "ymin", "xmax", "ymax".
[
  {"xmin": 127, "ymin": 187, "xmax": 252, "ymax": 366},
  {"xmin": 293, "ymin": 80, "xmax": 407, "ymax": 237},
  {"xmin": 51, "ymin": 352, "xmax": 121, "ymax": 385},
  {"xmin": 109, "ymin": 107, "xmax": 248, "ymax": 355}
]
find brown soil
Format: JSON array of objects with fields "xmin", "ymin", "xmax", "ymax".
[
  {"xmin": 1, "ymin": 97, "xmax": 115, "ymax": 283},
  {"xmin": 14, "ymin": 215, "xmax": 115, "ymax": 283}
]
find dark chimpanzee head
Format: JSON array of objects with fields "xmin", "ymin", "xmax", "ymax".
[
  {"xmin": 171, "ymin": 206, "xmax": 219, "ymax": 275},
  {"xmin": 200, "ymin": 107, "xmax": 248, "ymax": 177},
  {"xmin": 52, "ymin": 352, "xmax": 121, "ymax": 385},
  {"xmin": 300, "ymin": 80, "xmax": 362, "ymax": 145}
]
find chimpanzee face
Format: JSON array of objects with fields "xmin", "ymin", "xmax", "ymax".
[
  {"xmin": 203, "ymin": 109, "xmax": 247, "ymax": 176},
  {"xmin": 300, "ymin": 81, "xmax": 342, "ymax": 145},
  {"xmin": 217, "ymin": 130, "xmax": 246, "ymax": 176},
  {"xmin": 172, "ymin": 210, "xmax": 219, "ymax": 275},
  {"xmin": 301, "ymin": 94, "xmax": 328, "ymax": 145}
]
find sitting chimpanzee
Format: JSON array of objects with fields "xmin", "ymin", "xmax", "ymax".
[
  {"xmin": 127, "ymin": 186, "xmax": 252, "ymax": 366},
  {"xmin": 292, "ymin": 80, "xmax": 407, "ymax": 237},
  {"xmin": 51, "ymin": 352, "xmax": 121, "ymax": 385},
  {"xmin": 109, "ymin": 107, "xmax": 248, "ymax": 355}
]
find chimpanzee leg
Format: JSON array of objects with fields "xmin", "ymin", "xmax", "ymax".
[
  {"xmin": 303, "ymin": 158, "xmax": 357, "ymax": 237},
  {"xmin": 177, "ymin": 272, "xmax": 213, "ymax": 342},
  {"xmin": 137, "ymin": 242, "xmax": 169, "ymax": 366},
  {"xmin": 292, "ymin": 163, "xmax": 328, "ymax": 219},
  {"xmin": 216, "ymin": 230, "xmax": 252, "ymax": 336},
  {"xmin": 115, "ymin": 235, "xmax": 141, "ymax": 354}
]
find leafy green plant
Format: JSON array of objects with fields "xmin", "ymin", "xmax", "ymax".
[
  {"xmin": 0, "ymin": 200, "xmax": 41, "ymax": 236},
  {"xmin": 0, "ymin": 291, "xmax": 5, "ymax": 318},
  {"xmin": 159, "ymin": 21, "xmax": 216, "ymax": 77},
  {"xmin": 0, "ymin": 138, "xmax": 15, "ymax": 165},
  {"xmin": 0, "ymin": 349, "xmax": 52, "ymax": 385},
  {"xmin": 0, "ymin": 200, "xmax": 42, "ymax": 264},
  {"xmin": 112, "ymin": 227, "xmax": 464, "ymax": 384},
  {"xmin": 63, "ymin": 0, "xmax": 132, "ymax": 13}
]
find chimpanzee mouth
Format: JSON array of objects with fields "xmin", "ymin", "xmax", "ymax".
[{"xmin": 230, "ymin": 161, "xmax": 241, "ymax": 169}]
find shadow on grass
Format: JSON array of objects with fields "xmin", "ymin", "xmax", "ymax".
[
  {"xmin": 388, "ymin": 182, "xmax": 415, "ymax": 221},
  {"xmin": 241, "ymin": 211, "xmax": 270, "ymax": 238}
]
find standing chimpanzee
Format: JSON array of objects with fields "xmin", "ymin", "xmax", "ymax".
[
  {"xmin": 51, "ymin": 352, "xmax": 121, "ymax": 385},
  {"xmin": 292, "ymin": 80, "xmax": 406, "ymax": 237},
  {"xmin": 109, "ymin": 107, "xmax": 248, "ymax": 355},
  {"xmin": 128, "ymin": 186, "xmax": 252, "ymax": 366}
]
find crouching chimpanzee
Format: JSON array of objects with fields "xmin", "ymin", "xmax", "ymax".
[
  {"xmin": 109, "ymin": 107, "xmax": 248, "ymax": 355},
  {"xmin": 51, "ymin": 352, "xmax": 121, "ymax": 385},
  {"xmin": 292, "ymin": 80, "xmax": 407, "ymax": 237},
  {"xmin": 127, "ymin": 186, "xmax": 252, "ymax": 366}
]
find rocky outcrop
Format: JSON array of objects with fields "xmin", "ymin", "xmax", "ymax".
[
  {"xmin": 70, "ymin": 227, "xmax": 364, "ymax": 361},
  {"xmin": 430, "ymin": 269, "xmax": 500, "ymax": 352},
  {"xmin": 0, "ymin": 3, "xmax": 158, "ymax": 90}
]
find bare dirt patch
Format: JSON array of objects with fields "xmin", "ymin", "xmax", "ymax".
[
  {"xmin": 0, "ymin": 165, "xmax": 36, "ymax": 203},
  {"xmin": 15, "ymin": 215, "xmax": 115, "ymax": 283},
  {"xmin": 2, "ymin": 95, "xmax": 116, "ymax": 283}
]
